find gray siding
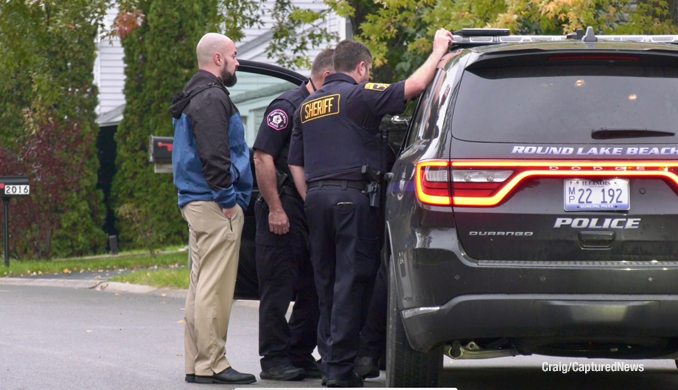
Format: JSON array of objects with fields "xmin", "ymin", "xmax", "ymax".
[{"xmin": 95, "ymin": 3, "xmax": 125, "ymax": 117}]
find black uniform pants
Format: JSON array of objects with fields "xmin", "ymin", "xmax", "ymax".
[
  {"xmin": 255, "ymin": 193, "xmax": 319, "ymax": 371},
  {"xmin": 305, "ymin": 185, "xmax": 380, "ymax": 380},
  {"xmin": 358, "ymin": 260, "xmax": 387, "ymax": 359}
]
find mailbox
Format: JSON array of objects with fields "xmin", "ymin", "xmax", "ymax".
[
  {"xmin": 0, "ymin": 176, "xmax": 30, "ymax": 197},
  {"xmin": 149, "ymin": 136, "xmax": 174, "ymax": 174},
  {"xmin": 149, "ymin": 136, "xmax": 173, "ymax": 164},
  {"xmin": 1, "ymin": 176, "xmax": 29, "ymax": 267}
]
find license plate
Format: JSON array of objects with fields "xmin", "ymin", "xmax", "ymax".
[
  {"xmin": 3, "ymin": 185, "xmax": 30, "ymax": 196},
  {"xmin": 564, "ymin": 179, "xmax": 629, "ymax": 211}
]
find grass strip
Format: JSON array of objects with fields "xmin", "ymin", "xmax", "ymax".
[
  {"xmin": 1, "ymin": 252, "xmax": 188, "ymax": 278},
  {"xmin": 111, "ymin": 269, "xmax": 190, "ymax": 290}
]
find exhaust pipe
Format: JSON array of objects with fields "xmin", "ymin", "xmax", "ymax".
[{"xmin": 445, "ymin": 341, "xmax": 519, "ymax": 360}]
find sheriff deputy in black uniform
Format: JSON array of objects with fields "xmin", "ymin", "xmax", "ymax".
[
  {"xmin": 252, "ymin": 48, "xmax": 335, "ymax": 381},
  {"xmin": 288, "ymin": 30, "xmax": 453, "ymax": 387}
]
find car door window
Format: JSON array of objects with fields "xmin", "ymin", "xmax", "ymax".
[{"xmin": 227, "ymin": 72, "xmax": 299, "ymax": 145}]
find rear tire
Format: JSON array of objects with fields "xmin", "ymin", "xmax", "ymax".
[{"xmin": 385, "ymin": 258, "xmax": 443, "ymax": 387}]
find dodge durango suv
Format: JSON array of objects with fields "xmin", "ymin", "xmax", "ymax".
[{"xmin": 384, "ymin": 27, "xmax": 678, "ymax": 387}]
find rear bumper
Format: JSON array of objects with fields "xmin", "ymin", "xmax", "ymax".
[{"xmin": 402, "ymin": 294, "xmax": 678, "ymax": 353}]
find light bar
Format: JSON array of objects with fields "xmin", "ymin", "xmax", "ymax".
[{"xmin": 451, "ymin": 34, "xmax": 678, "ymax": 47}]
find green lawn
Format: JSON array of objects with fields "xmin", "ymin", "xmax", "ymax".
[
  {"xmin": 2, "ymin": 251, "xmax": 188, "ymax": 278},
  {"xmin": 111, "ymin": 269, "xmax": 190, "ymax": 289}
]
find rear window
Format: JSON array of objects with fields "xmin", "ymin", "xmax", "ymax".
[{"xmin": 451, "ymin": 64, "xmax": 678, "ymax": 143}]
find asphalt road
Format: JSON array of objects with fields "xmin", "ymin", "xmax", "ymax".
[{"xmin": 1, "ymin": 284, "xmax": 677, "ymax": 389}]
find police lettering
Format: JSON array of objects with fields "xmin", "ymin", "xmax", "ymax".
[
  {"xmin": 553, "ymin": 217, "xmax": 641, "ymax": 229},
  {"xmin": 301, "ymin": 94, "xmax": 340, "ymax": 123}
]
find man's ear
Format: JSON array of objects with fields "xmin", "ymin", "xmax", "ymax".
[{"xmin": 356, "ymin": 61, "xmax": 366, "ymax": 77}]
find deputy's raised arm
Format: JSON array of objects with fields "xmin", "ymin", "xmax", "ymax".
[{"xmin": 403, "ymin": 28, "xmax": 453, "ymax": 101}]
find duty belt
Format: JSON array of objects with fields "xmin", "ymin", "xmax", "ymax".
[
  {"xmin": 280, "ymin": 185, "xmax": 300, "ymax": 198},
  {"xmin": 307, "ymin": 180, "xmax": 366, "ymax": 191}
]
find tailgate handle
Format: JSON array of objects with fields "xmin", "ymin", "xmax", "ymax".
[{"xmin": 578, "ymin": 231, "xmax": 615, "ymax": 249}]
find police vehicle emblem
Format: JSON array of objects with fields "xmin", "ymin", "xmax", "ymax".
[
  {"xmin": 364, "ymin": 83, "xmax": 390, "ymax": 92},
  {"xmin": 267, "ymin": 109, "xmax": 288, "ymax": 131}
]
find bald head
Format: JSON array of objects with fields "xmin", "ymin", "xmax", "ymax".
[
  {"xmin": 196, "ymin": 33, "xmax": 239, "ymax": 86},
  {"xmin": 197, "ymin": 33, "xmax": 233, "ymax": 68}
]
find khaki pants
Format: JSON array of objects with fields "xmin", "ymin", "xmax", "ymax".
[{"xmin": 181, "ymin": 201, "xmax": 244, "ymax": 376}]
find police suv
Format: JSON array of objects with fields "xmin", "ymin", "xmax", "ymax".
[{"xmin": 384, "ymin": 27, "xmax": 678, "ymax": 386}]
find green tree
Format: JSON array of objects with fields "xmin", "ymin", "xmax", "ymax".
[
  {"xmin": 111, "ymin": 0, "xmax": 220, "ymax": 250},
  {"xmin": 328, "ymin": 0, "xmax": 678, "ymax": 83},
  {"xmin": 0, "ymin": 0, "xmax": 108, "ymax": 259}
]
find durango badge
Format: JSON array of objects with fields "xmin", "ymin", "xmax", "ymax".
[{"xmin": 266, "ymin": 109, "xmax": 288, "ymax": 131}]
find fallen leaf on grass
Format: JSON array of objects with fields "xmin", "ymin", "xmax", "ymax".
[{"xmin": 63, "ymin": 269, "xmax": 71, "ymax": 274}]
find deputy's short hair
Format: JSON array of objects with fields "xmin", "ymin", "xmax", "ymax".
[
  {"xmin": 311, "ymin": 49, "xmax": 335, "ymax": 77},
  {"xmin": 333, "ymin": 40, "xmax": 372, "ymax": 74}
]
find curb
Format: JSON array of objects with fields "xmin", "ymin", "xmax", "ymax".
[
  {"xmin": 0, "ymin": 277, "xmax": 259, "ymax": 307},
  {"xmin": 0, "ymin": 277, "xmax": 185, "ymax": 298}
]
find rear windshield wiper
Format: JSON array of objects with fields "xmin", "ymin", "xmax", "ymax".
[{"xmin": 591, "ymin": 128, "xmax": 676, "ymax": 140}]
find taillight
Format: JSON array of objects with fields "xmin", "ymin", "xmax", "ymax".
[
  {"xmin": 415, "ymin": 160, "xmax": 678, "ymax": 207},
  {"xmin": 451, "ymin": 170, "xmax": 512, "ymax": 197},
  {"xmin": 416, "ymin": 161, "xmax": 451, "ymax": 206}
]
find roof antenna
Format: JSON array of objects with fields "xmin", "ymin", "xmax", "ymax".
[{"xmin": 582, "ymin": 26, "xmax": 597, "ymax": 42}]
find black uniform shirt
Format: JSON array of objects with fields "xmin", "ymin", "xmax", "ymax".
[
  {"xmin": 253, "ymin": 81, "xmax": 311, "ymax": 165},
  {"xmin": 288, "ymin": 73, "xmax": 406, "ymax": 182}
]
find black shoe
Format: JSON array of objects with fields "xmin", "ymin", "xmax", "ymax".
[
  {"xmin": 354, "ymin": 356, "xmax": 380, "ymax": 379},
  {"xmin": 195, "ymin": 367, "xmax": 257, "ymax": 384},
  {"xmin": 296, "ymin": 360, "xmax": 323, "ymax": 379},
  {"xmin": 322, "ymin": 376, "xmax": 327, "ymax": 386},
  {"xmin": 326, "ymin": 372, "xmax": 363, "ymax": 388},
  {"xmin": 260, "ymin": 362, "xmax": 305, "ymax": 381},
  {"xmin": 185, "ymin": 374, "xmax": 195, "ymax": 383}
]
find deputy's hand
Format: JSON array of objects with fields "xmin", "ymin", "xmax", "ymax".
[
  {"xmin": 432, "ymin": 28, "xmax": 453, "ymax": 55},
  {"xmin": 222, "ymin": 206, "xmax": 237, "ymax": 220},
  {"xmin": 269, "ymin": 208, "xmax": 290, "ymax": 235}
]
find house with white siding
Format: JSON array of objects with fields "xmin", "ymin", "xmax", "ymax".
[{"xmin": 94, "ymin": 0, "xmax": 349, "ymax": 145}]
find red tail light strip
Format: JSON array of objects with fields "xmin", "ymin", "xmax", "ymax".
[
  {"xmin": 416, "ymin": 161, "xmax": 451, "ymax": 206},
  {"xmin": 415, "ymin": 160, "xmax": 678, "ymax": 207},
  {"xmin": 454, "ymin": 170, "xmax": 678, "ymax": 206},
  {"xmin": 451, "ymin": 161, "xmax": 678, "ymax": 168}
]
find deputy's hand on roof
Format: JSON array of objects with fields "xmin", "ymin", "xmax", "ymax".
[{"xmin": 432, "ymin": 28, "xmax": 454, "ymax": 55}]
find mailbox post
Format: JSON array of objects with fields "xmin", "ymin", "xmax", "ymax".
[{"xmin": 0, "ymin": 176, "xmax": 30, "ymax": 267}]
